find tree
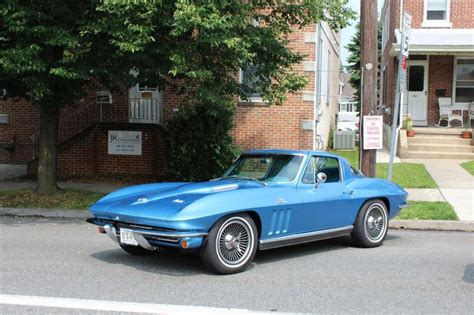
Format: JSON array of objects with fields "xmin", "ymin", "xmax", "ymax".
[
  {"xmin": 345, "ymin": 22, "xmax": 382, "ymax": 113},
  {"xmin": 1, "ymin": 0, "xmax": 354, "ymax": 193}
]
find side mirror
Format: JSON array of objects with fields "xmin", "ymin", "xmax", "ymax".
[{"xmin": 314, "ymin": 172, "xmax": 327, "ymax": 188}]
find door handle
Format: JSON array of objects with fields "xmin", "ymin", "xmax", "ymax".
[{"xmin": 343, "ymin": 190, "xmax": 354, "ymax": 195}]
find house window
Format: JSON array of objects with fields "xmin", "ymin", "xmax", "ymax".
[
  {"xmin": 426, "ymin": 0, "xmax": 448, "ymax": 20},
  {"xmin": 454, "ymin": 58, "xmax": 474, "ymax": 103},
  {"xmin": 240, "ymin": 64, "xmax": 265, "ymax": 101},
  {"xmin": 423, "ymin": 0, "xmax": 451, "ymax": 27}
]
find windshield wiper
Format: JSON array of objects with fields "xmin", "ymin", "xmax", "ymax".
[{"xmin": 211, "ymin": 175, "xmax": 268, "ymax": 186}]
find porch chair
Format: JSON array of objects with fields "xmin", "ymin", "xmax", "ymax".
[
  {"xmin": 438, "ymin": 97, "xmax": 463, "ymax": 127},
  {"xmin": 469, "ymin": 102, "xmax": 474, "ymax": 128}
]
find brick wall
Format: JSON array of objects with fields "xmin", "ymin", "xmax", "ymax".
[
  {"xmin": 428, "ymin": 55, "xmax": 454, "ymax": 125},
  {"xmin": 28, "ymin": 123, "xmax": 167, "ymax": 178},
  {"xmin": 401, "ymin": 0, "xmax": 474, "ymax": 29},
  {"xmin": 0, "ymin": 98, "xmax": 40, "ymax": 163},
  {"xmin": 232, "ymin": 23, "xmax": 340, "ymax": 151},
  {"xmin": 0, "ymin": 82, "xmax": 130, "ymax": 165}
]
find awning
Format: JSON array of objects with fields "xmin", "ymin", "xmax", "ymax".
[{"xmin": 390, "ymin": 28, "xmax": 474, "ymax": 56}]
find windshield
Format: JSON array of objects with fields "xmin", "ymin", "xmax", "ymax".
[{"xmin": 223, "ymin": 154, "xmax": 304, "ymax": 182}]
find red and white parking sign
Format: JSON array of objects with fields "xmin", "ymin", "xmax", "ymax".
[{"xmin": 363, "ymin": 116, "xmax": 383, "ymax": 150}]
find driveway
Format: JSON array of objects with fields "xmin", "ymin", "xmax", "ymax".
[{"xmin": 1, "ymin": 217, "xmax": 473, "ymax": 314}]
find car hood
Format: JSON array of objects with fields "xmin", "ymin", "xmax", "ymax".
[{"xmin": 90, "ymin": 180, "xmax": 265, "ymax": 221}]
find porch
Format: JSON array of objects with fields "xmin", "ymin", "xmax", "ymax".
[{"xmin": 391, "ymin": 29, "xmax": 474, "ymax": 128}]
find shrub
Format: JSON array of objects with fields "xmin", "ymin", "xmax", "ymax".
[{"xmin": 166, "ymin": 100, "xmax": 240, "ymax": 182}]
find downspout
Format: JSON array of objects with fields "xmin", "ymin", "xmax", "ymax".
[{"xmin": 313, "ymin": 22, "xmax": 323, "ymax": 150}]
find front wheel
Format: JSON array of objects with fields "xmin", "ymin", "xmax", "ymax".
[
  {"xmin": 200, "ymin": 214, "xmax": 258, "ymax": 274},
  {"xmin": 352, "ymin": 199, "xmax": 388, "ymax": 248}
]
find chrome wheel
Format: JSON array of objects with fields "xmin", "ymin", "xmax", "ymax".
[
  {"xmin": 216, "ymin": 217, "xmax": 254, "ymax": 268},
  {"xmin": 364, "ymin": 203, "xmax": 387, "ymax": 242}
]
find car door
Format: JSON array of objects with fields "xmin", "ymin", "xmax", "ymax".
[{"xmin": 297, "ymin": 155, "xmax": 355, "ymax": 232}]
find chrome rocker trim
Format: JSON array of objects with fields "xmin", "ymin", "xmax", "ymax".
[{"xmin": 259, "ymin": 225, "xmax": 354, "ymax": 250}]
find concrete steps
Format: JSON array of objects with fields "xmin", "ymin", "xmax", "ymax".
[
  {"xmin": 406, "ymin": 151, "xmax": 474, "ymax": 159},
  {"xmin": 408, "ymin": 143, "xmax": 474, "ymax": 153},
  {"xmin": 406, "ymin": 128, "xmax": 473, "ymax": 159},
  {"xmin": 408, "ymin": 136, "xmax": 470, "ymax": 145}
]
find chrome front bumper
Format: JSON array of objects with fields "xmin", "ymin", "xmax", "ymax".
[{"xmin": 103, "ymin": 224, "xmax": 208, "ymax": 250}]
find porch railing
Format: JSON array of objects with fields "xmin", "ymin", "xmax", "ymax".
[{"xmin": 129, "ymin": 98, "xmax": 163, "ymax": 124}]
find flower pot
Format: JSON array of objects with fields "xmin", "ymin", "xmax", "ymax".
[
  {"xmin": 407, "ymin": 130, "xmax": 415, "ymax": 137},
  {"xmin": 461, "ymin": 131, "xmax": 472, "ymax": 139}
]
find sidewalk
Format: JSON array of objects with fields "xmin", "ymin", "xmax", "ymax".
[{"xmin": 402, "ymin": 159, "xmax": 474, "ymax": 221}]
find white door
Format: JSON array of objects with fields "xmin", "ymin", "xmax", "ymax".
[{"xmin": 405, "ymin": 61, "xmax": 428, "ymax": 126}]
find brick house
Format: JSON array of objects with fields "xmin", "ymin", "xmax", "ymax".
[
  {"xmin": 0, "ymin": 22, "xmax": 341, "ymax": 177},
  {"xmin": 380, "ymin": 0, "xmax": 474, "ymax": 159}
]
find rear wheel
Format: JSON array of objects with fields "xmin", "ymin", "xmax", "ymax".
[
  {"xmin": 119, "ymin": 244, "xmax": 153, "ymax": 256},
  {"xmin": 200, "ymin": 214, "xmax": 258, "ymax": 274},
  {"xmin": 352, "ymin": 199, "xmax": 388, "ymax": 248}
]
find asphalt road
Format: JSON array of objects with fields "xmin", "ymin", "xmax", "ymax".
[{"xmin": 0, "ymin": 216, "xmax": 473, "ymax": 314}]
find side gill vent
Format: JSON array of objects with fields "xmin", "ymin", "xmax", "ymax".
[{"xmin": 268, "ymin": 208, "xmax": 291, "ymax": 236}]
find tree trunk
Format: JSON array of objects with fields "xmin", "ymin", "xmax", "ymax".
[{"xmin": 36, "ymin": 103, "xmax": 59, "ymax": 195}]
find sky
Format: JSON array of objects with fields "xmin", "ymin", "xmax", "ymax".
[{"xmin": 340, "ymin": 0, "xmax": 385, "ymax": 66}]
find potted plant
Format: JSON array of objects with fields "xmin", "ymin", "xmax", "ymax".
[
  {"xmin": 403, "ymin": 115, "xmax": 415, "ymax": 137},
  {"xmin": 461, "ymin": 120, "xmax": 472, "ymax": 139}
]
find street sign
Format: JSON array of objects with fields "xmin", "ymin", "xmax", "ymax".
[
  {"xmin": 388, "ymin": 12, "xmax": 412, "ymax": 181},
  {"xmin": 363, "ymin": 116, "xmax": 383, "ymax": 150},
  {"xmin": 399, "ymin": 13, "xmax": 412, "ymax": 87}
]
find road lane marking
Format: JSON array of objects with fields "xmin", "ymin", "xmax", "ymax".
[{"xmin": 0, "ymin": 294, "xmax": 272, "ymax": 314}]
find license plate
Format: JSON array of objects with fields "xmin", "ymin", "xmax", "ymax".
[{"xmin": 120, "ymin": 228, "xmax": 138, "ymax": 246}]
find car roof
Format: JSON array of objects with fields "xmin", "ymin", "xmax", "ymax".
[{"xmin": 243, "ymin": 149, "xmax": 341, "ymax": 159}]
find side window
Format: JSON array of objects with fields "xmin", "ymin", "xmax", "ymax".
[{"xmin": 302, "ymin": 156, "xmax": 341, "ymax": 184}]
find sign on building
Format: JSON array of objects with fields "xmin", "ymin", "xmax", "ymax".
[
  {"xmin": 108, "ymin": 131, "xmax": 142, "ymax": 156},
  {"xmin": 399, "ymin": 13, "xmax": 412, "ymax": 86},
  {"xmin": 363, "ymin": 116, "xmax": 383, "ymax": 150}
]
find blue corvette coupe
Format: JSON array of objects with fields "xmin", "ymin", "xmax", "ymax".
[{"xmin": 88, "ymin": 149, "xmax": 408, "ymax": 274}]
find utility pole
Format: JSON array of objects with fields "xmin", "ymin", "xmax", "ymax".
[{"xmin": 359, "ymin": 0, "xmax": 378, "ymax": 177}]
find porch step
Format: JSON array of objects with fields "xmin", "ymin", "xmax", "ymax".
[
  {"xmin": 408, "ymin": 135, "xmax": 471, "ymax": 145},
  {"xmin": 412, "ymin": 127, "xmax": 464, "ymax": 136},
  {"xmin": 408, "ymin": 143, "xmax": 474, "ymax": 153},
  {"xmin": 405, "ymin": 151, "xmax": 474, "ymax": 159}
]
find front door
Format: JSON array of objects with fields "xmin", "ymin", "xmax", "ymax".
[
  {"xmin": 405, "ymin": 61, "xmax": 428, "ymax": 126},
  {"xmin": 297, "ymin": 156, "xmax": 355, "ymax": 232}
]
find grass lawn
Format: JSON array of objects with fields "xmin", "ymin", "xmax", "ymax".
[
  {"xmin": 331, "ymin": 149, "xmax": 437, "ymax": 189},
  {"xmin": 0, "ymin": 189, "xmax": 105, "ymax": 210},
  {"xmin": 396, "ymin": 201, "xmax": 458, "ymax": 220},
  {"xmin": 460, "ymin": 160, "xmax": 474, "ymax": 176}
]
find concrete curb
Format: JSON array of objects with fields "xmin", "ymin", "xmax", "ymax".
[
  {"xmin": 0, "ymin": 208, "xmax": 91, "ymax": 219},
  {"xmin": 390, "ymin": 219, "xmax": 474, "ymax": 232},
  {"xmin": 1, "ymin": 208, "xmax": 474, "ymax": 232}
]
